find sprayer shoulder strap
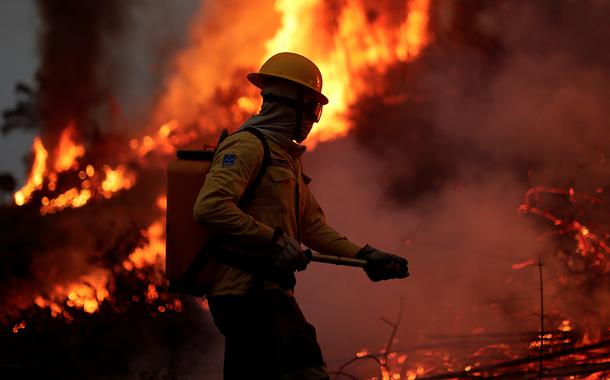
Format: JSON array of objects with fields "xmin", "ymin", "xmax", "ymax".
[
  {"xmin": 236, "ymin": 128, "xmax": 271, "ymax": 208},
  {"xmin": 173, "ymin": 128, "xmax": 270, "ymax": 294}
]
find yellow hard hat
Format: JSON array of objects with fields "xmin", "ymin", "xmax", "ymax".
[{"xmin": 247, "ymin": 52, "xmax": 329, "ymax": 105}]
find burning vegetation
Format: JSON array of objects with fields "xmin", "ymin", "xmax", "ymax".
[{"xmin": 2, "ymin": 0, "xmax": 610, "ymax": 379}]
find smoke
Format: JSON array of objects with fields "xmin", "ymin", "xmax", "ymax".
[
  {"xmin": 35, "ymin": 0, "xmax": 200, "ymax": 153},
  {"xmin": 296, "ymin": 0, "xmax": 610, "ymax": 365},
  {"xmin": 36, "ymin": 0, "xmax": 126, "ymax": 147}
]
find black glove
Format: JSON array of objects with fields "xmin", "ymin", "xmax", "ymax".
[
  {"xmin": 356, "ymin": 244, "xmax": 409, "ymax": 282},
  {"xmin": 270, "ymin": 228, "xmax": 309, "ymax": 273}
]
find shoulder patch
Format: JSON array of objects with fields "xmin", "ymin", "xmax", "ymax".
[{"xmin": 222, "ymin": 153, "xmax": 236, "ymax": 168}]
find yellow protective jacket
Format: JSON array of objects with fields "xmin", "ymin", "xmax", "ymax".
[{"xmin": 193, "ymin": 130, "xmax": 361, "ymax": 296}]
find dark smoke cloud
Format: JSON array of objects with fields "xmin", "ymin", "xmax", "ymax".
[
  {"xmin": 297, "ymin": 0, "xmax": 610, "ymax": 367},
  {"xmin": 35, "ymin": 0, "xmax": 200, "ymax": 153},
  {"xmin": 36, "ymin": 0, "xmax": 127, "ymax": 148}
]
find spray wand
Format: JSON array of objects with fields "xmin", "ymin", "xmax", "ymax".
[{"xmin": 306, "ymin": 250, "xmax": 367, "ymax": 267}]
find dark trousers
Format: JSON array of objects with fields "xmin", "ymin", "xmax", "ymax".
[{"xmin": 208, "ymin": 290, "xmax": 329, "ymax": 380}]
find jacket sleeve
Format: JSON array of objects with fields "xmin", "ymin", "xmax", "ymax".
[
  {"xmin": 301, "ymin": 182, "xmax": 362, "ymax": 258},
  {"xmin": 193, "ymin": 133, "xmax": 275, "ymax": 245}
]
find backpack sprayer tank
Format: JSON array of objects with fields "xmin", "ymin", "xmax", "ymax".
[{"xmin": 166, "ymin": 149, "xmax": 216, "ymax": 295}]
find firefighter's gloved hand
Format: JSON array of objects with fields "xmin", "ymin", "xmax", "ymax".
[
  {"xmin": 356, "ymin": 244, "xmax": 409, "ymax": 282},
  {"xmin": 270, "ymin": 228, "xmax": 309, "ymax": 273}
]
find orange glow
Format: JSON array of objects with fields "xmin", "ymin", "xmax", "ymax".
[
  {"xmin": 398, "ymin": 0, "xmax": 431, "ymax": 60},
  {"xmin": 520, "ymin": 186, "xmax": 610, "ymax": 260},
  {"xmin": 153, "ymin": 0, "xmax": 431, "ymax": 149},
  {"xmin": 156, "ymin": 195, "xmax": 167, "ymax": 211},
  {"xmin": 12, "ymin": 321, "xmax": 26, "ymax": 334},
  {"xmin": 100, "ymin": 165, "xmax": 136, "ymax": 198},
  {"xmin": 511, "ymin": 259, "xmax": 536, "ymax": 270},
  {"xmin": 130, "ymin": 120, "xmax": 197, "ymax": 158},
  {"xmin": 14, "ymin": 137, "xmax": 48, "ymax": 206},
  {"xmin": 53, "ymin": 122, "xmax": 85, "ymax": 172},
  {"xmin": 356, "ymin": 349, "xmax": 369, "ymax": 358},
  {"xmin": 85, "ymin": 165, "xmax": 95, "ymax": 177},
  {"xmin": 146, "ymin": 284, "xmax": 159, "ymax": 303},
  {"xmin": 263, "ymin": 0, "xmax": 431, "ymax": 147},
  {"xmin": 407, "ymin": 367, "xmax": 425, "ymax": 380},
  {"xmin": 559, "ymin": 320, "xmax": 572, "ymax": 332},
  {"xmin": 34, "ymin": 269, "xmax": 111, "ymax": 315},
  {"xmin": 122, "ymin": 218, "xmax": 166, "ymax": 271},
  {"xmin": 237, "ymin": 96, "xmax": 260, "ymax": 114},
  {"xmin": 47, "ymin": 172, "xmax": 58, "ymax": 191},
  {"xmin": 40, "ymin": 188, "xmax": 93, "ymax": 215},
  {"xmin": 33, "ymin": 201, "xmax": 168, "ymax": 317}
]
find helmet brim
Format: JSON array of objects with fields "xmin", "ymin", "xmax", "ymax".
[{"xmin": 247, "ymin": 72, "xmax": 329, "ymax": 105}]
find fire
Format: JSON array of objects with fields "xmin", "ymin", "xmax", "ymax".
[
  {"xmin": 152, "ymin": 0, "xmax": 430, "ymax": 148},
  {"xmin": 146, "ymin": 284, "xmax": 159, "ymax": 303},
  {"xmin": 519, "ymin": 186, "xmax": 610, "ymax": 262},
  {"xmin": 511, "ymin": 258, "xmax": 536, "ymax": 270},
  {"xmin": 40, "ymin": 188, "xmax": 93, "ymax": 215},
  {"xmin": 560, "ymin": 320, "xmax": 573, "ymax": 332},
  {"xmin": 406, "ymin": 367, "xmax": 424, "ymax": 380},
  {"xmin": 13, "ymin": 125, "xmax": 137, "ymax": 212},
  {"xmin": 262, "ymin": 0, "xmax": 431, "ymax": 146},
  {"xmin": 14, "ymin": 137, "xmax": 48, "ymax": 206},
  {"xmin": 33, "ymin": 199, "xmax": 168, "ymax": 317},
  {"xmin": 356, "ymin": 349, "xmax": 369, "ymax": 358},
  {"xmin": 129, "ymin": 120, "xmax": 197, "ymax": 158},
  {"xmin": 53, "ymin": 121, "xmax": 85, "ymax": 172},
  {"xmin": 100, "ymin": 165, "xmax": 136, "ymax": 198},
  {"xmin": 398, "ymin": 0, "xmax": 430, "ymax": 60},
  {"xmin": 12, "ymin": 321, "xmax": 26, "ymax": 334},
  {"xmin": 14, "ymin": 122, "xmax": 85, "ymax": 207},
  {"xmin": 122, "ymin": 217, "xmax": 166, "ymax": 272},
  {"xmin": 34, "ymin": 269, "xmax": 111, "ymax": 316}
]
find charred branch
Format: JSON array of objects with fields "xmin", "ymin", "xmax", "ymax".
[{"xmin": 416, "ymin": 339, "xmax": 610, "ymax": 379}]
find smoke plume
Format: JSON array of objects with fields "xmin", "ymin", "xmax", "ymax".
[
  {"xmin": 296, "ymin": 0, "xmax": 610, "ymax": 365},
  {"xmin": 35, "ymin": 0, "xmax": 200, "ymax": 152}
]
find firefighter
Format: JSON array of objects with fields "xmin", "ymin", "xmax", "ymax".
[{"xmin": 193, "ymin": 52, "xmax": 409, "ymax": 380}]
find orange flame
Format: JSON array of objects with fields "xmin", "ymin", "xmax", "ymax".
[
  {"xmin": 100, "ymin": 165, "xmax": 136, "ymax": 198},
  {"xmin": 262, "ymin": 0, "xmax": 431, "ymax": 147},
  {"xmin": 14, "ymin": 137, "xmax": 48, "ymax": 206},
  {"xmin": 356, "ymin": 349, "xmax": 369, "ymax": 358},
  {"xmin": 53, "ymin": 122, "xmax": 85, "ymax": 172},
  {"xmin": 12, "ymin": 321, "xmax": 26, "ymax": 334},
  {"xmin": 39, "ymin": 187, "xmax": 93, "ymax": 215},
  {"xmin": 33, "ymin": 197, "xmax": 168, "ymax": 316},
  {"xmin": 399, "ymin": 0, "xmax": 431, "ymax": 60},
  {"xmin": 122, "ymin": 218, "xmax": 166, "ymax": 272},
  {"xmin": 511, "ymin": 259, "xmax": 536, "ymax": 270},
  {"xmin": 34, "ymin": 269, "xmax": 111, "ymax": 316},
  {"xmin": 129, "ymin": 120, "xmax": 197, "ymax": 158},
  {"xmin": 153, "ymin": 0, "xmax": 431, "ymax": 148}
]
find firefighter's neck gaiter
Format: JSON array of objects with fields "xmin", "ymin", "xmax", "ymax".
[{"xmin": 238, "ymin": 87, "xmax": 314, "ymax": 158}]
